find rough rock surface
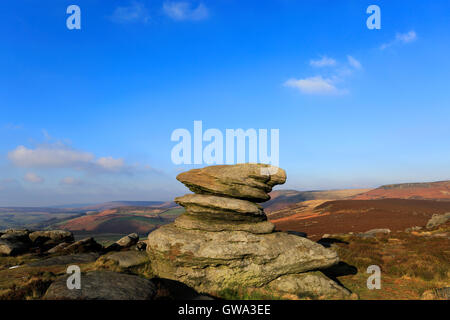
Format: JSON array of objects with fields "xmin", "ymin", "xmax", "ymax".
[
  {"xmin": 176, "ymin": 163, "xmax": 286, "ymax": 202},
  {"xmin": 63, "ymin": 237, "xmax": 103, "ymax": 254},
  {"xmin": 426, "ymin": 212, "xmax": 450, "ymax": 229},
  {"xmin": 29, "ymin": 230, "xmax": 74, "ymax": 243},
  {"xmin": 98, "ymin": 251, "xmax": 149, "ymax": 268},
  {"xmin": 44, "ymin": 271, "xmax": 156, "ymax": 300},
  {"xmin": 148, "ymin": 164, "xmax": 349, "ymax": 298},
  {"xmin": 106, "ymin": 233, "xmax": 139, "ymax": 252},
  {"xmin": 174, "ymin": 214, "xmax": 275, "ymax": 234},
  {"xmin": 175, "ymin": 194, "xmax": 265, "ymax": 221},
  {"xmin": 0, "ymin": 229, "xmax": 31, "ymax": 256},
  {"xmin": 148, "ymin": 224, "xmax": 338, "ymax": 291},
  {"xmin": 267, "ymin": 272, "xmax": 351, "ymax": 299},
  {"xmin": 28, "ymin": 252, "xmax": 100, "ymax": 267},
  {"xmin": 0, "ymin": 239, "xmax": 30, "ymax": 256}
]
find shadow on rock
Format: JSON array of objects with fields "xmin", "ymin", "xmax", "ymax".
[
  {"xmin": 286, "ymin": 231, "xmax": 308, "ymax": 238},
  {"xmin": 317, "ymin": 237, "xmax": 349, "ymax": 248},
  {"xmin": 152, "ymin": 278, "xmax": 215, "ymax": 300}
]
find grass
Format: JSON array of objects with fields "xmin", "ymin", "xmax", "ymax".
[
  {"xmin": 216, "ymin": 288, "xmax": 284, "ymax": 300},
  {"xmin": 328, "ymin": 223, "xmax": 450, "ymax": 299}
]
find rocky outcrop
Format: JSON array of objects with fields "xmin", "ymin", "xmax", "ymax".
[
  {"xmin": 426, "ymin": 212, "xmax": 450, "ymax": 229},
  {"xmin": 97, "ymin": 251, "xmax": 149, "ymax": 268},
  {"xmin": 28, "ymin": 252, "xmax": 100, "ymax": 267},
  {"xmin": 176, "ymin": 163, "xmax": 286, "ymax": 202},
  {"xmin": 43, "ymin": 271, "xmax": 156, "ymax": 300},
  {"xmin": 267, "ymin": 271, "xmax": 351, "ymax": 299},
  {"xmin": 29, "ymin": 230, "xmax": 74, "ymax": 249},
  {"xmin": 105, "ymin": 233, "xmax": 139, "ymax": 252},
  {"xmin": 0, "ymin": 228, "xmax": 78, "ymax": 256},
  {"xmin": 0, "ymin": 229, "xmax": 31, "ymax": 256},
  {"xmin": 147, "ymin": 164, "xmax": 350, "ymax": 298},
  {"xmin": 63, "ymin": 237, "xmax": 103, "ymax": 254}
]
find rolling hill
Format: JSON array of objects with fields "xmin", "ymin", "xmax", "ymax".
[
  {"xmin": 272, "ymin": 198, "xmax": 450, "ymax": 240},
  {"xmin": 351, "ymin": 180, "xmax": 450, "ymax": 201},
  {"xmin": 57, "ymin": 205, "xmax": 184, "ymax": 235},
  {"xmin": 263, "ymin": 188, "xmax": 371, "ymax": 216}
]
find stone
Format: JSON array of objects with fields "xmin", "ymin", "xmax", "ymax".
[
  {"xmin": 28, "ymin": 252, "xmax": 100, "ymax": 267},
  {"xmin": 147, "ymin": 164, "xmax": 350, "ymax": 298},
  {"xmin": 147, "ymin": 224, "xmax": 338, "ymax": 292},
  {"xmin": 136, "ymin": 241, "xmax": 147, "ymax": 251},
  {"xmin": 174, "ymin": 214, "xmax": 275, "ymax": 234},
  {"xmin": 358, "ymin": 228, "xmax": 391, "ymax": 238},
  {"xmin": 105, "ymin": 233, "xmax": 140, "ymax": 252},
  {"xmin": 0, "ymin": 229, "xmax": 32, "ymax": 256},
  {"xmin": 176, "ymin": 164, "xmax": 286, "ymax": 202},
  {"xmin": 63, "ymin": 237, "xmax": 103, "ymax": 254},
  {"xmin": 29, "ymin": 230, "xmax": 74, "ymax": 245},
  {"xmin": 0, "ymin": 229, "xmax": 31, "ymax": 243},
  {"xmin": 426, "ymin": 212, "xmax": 450, "ymax": 229},
  {"xmin": 0, "ymin": 239, "xmax": 30, "ymax": 256},
  {"xmin": 43, "ymin": 271, "xmax": 156, "ymax": 300},
  {"xmin": 267, "ymin": 272, "xmax": 351, "ymax": 299},
  {"xmin": 46, "ymin": 242, "xmax": 72, "ymax": 254},
  {"xmin": 175, "ymin": 194, "xmax": 266, "ymax": 222},
  {"xmin": 364, "ymin": 228, "xmax": 391, "ymax": 235},
  {"xmin": 116, "ymin": 233, "xmax": 139, "ymax": 247},
  {"xmin": 97, "ymin": 251, "xmax": 149, "ymax": 268}
]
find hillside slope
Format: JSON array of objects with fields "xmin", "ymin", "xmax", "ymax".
[
  {"xmin": 272, "ymin": 199, "xmax": 450, "ymax": 240},
  {"xmin": 352, "ymin": 180, "xmax": 450, "ymax": 201},
  {"xmin": 58, "ymin": 206, "xmax": 183, "ymax": 234},
  {"xmin": 264, "ymin": 189, "xmax": 370, "ymax": 216}
]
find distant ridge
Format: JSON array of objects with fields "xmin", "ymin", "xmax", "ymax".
[
  {"xmin": 352, "ymin": 180, "xmax": 450, "ymax": 200},
  {"xmin": 264, "ymin": 188, "xmax": 371, "ymax": 213},
  {"xmin": 80, "ymin": 201, "xmax": 174, "ymax": 211}
]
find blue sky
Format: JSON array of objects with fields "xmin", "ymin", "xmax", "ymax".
[{"xmin": 1, "ymin": 0, "xmax": 450, "ymax": 206}]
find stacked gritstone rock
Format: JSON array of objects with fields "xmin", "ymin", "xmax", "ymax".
[{"xmin": 147, "ymin": 164, "xmax": 352, "ymax": 299}]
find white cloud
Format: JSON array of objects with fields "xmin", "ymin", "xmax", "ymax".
[
  {"xmin": 347, "ymin": 55, "xmax": 362, "ymax": 69},
  {"xmin": 8, "ymin": 144, "xmax": 128, "ymax": 174},
  {"xmin": 310, "ymin": 56, "xmax": 336, "ymax": 67},
  {"xmin": 24, "ymin": 172, "xmax": 44, "ymax": 184},
  {"xmin": 96, "ymin": 157, "xmax": 125, "ymax": 172},
  {"xmin": 396, "ymin": 30, "xmax": 417, "ymax": 43},
  {"xmin": 60, "ymin": 177, "xmax": 82, "ymax": 186},
  {"xmin": 163, "ymin": 2, "xmax": 209, "ymax": 21},
  {"xmin": 381, "ymin": 30, "xmax": 417, "ymax": 50},
  {"xmin": 110, "ymin": 1, "xmax": 150, "ymax": 24},
  {"xmin": 284, "ymin": 76, "xmax": 344, "ymax": 95},
  {"xmin": 8, "ymin": 145, "xmax": 93, "ymax": 168}
]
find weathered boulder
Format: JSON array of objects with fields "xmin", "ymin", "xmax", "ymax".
[
  {"xmin": 28, "ymin": 252, "xmax": 100, "ymax": 267},
  {"xmin": 44, "ymin": 271, "xmax": 156, "ymax": 300},
  {"xmin": 105, "ymin": 233, "xmax": 140, "ymax": 252},
  {"xmin": 136, "ymin": 241, "xmax": 147, "ymax": 251},
  {"xmin": 63, "ymin": 237, "xmax": 103, "ymax": 254},
  {"xmin": 0, "ymin": 229, "xmax": 32, "ymax": 256},
  {"xmin": 267, "ymin": 272, "xmax": 351, "ymax": 299},
  {"xmin": 0, "ymin": 239, "xmax": 30, "ymax": 256},
  {"xmin": 147, "ymin": 164, "xmax": 349, "ymax": 299},
  {"xmin": 176, "ymin": 163, "xmax": 286, "ymax": 202},
  {"xmin": 29, "ymin": 230, "xmax": 74, "ymax": 246},
  {"xmin": 97, "ymin": 251, "xmax": 149, "ymax": 268},
  {"xmin": 175, "ymin": 194, "xmax": 266, "ymax": 222},
  {"xmin": 116, "ymin": 233, "xmax": 139, "ymax": 247},
  {"xmin": 174, "ymin": 214, "xmax": 275, "ymax": 234},
  {"xmin": 46, "ymin": 242, "xmax": 72, "ymax": 254},
  {"xmin": 147, "ymin": 224, "xmax": 338, "ymax": 292},
  {"xmin": 0, "ymin": 229, "xmax": 31, "ymax": 242},
  {"xmin": 426, "ymin": 212, "xmax": 450, "ymax": 229}
]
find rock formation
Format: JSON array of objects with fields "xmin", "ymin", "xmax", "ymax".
[
  {"xmin": 147, "ymin": 164, "xmax": 351, "ymax": 299},
  {"xmin": 44, "ymin": 271, "xmax": 156, "ymax": 300}
]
